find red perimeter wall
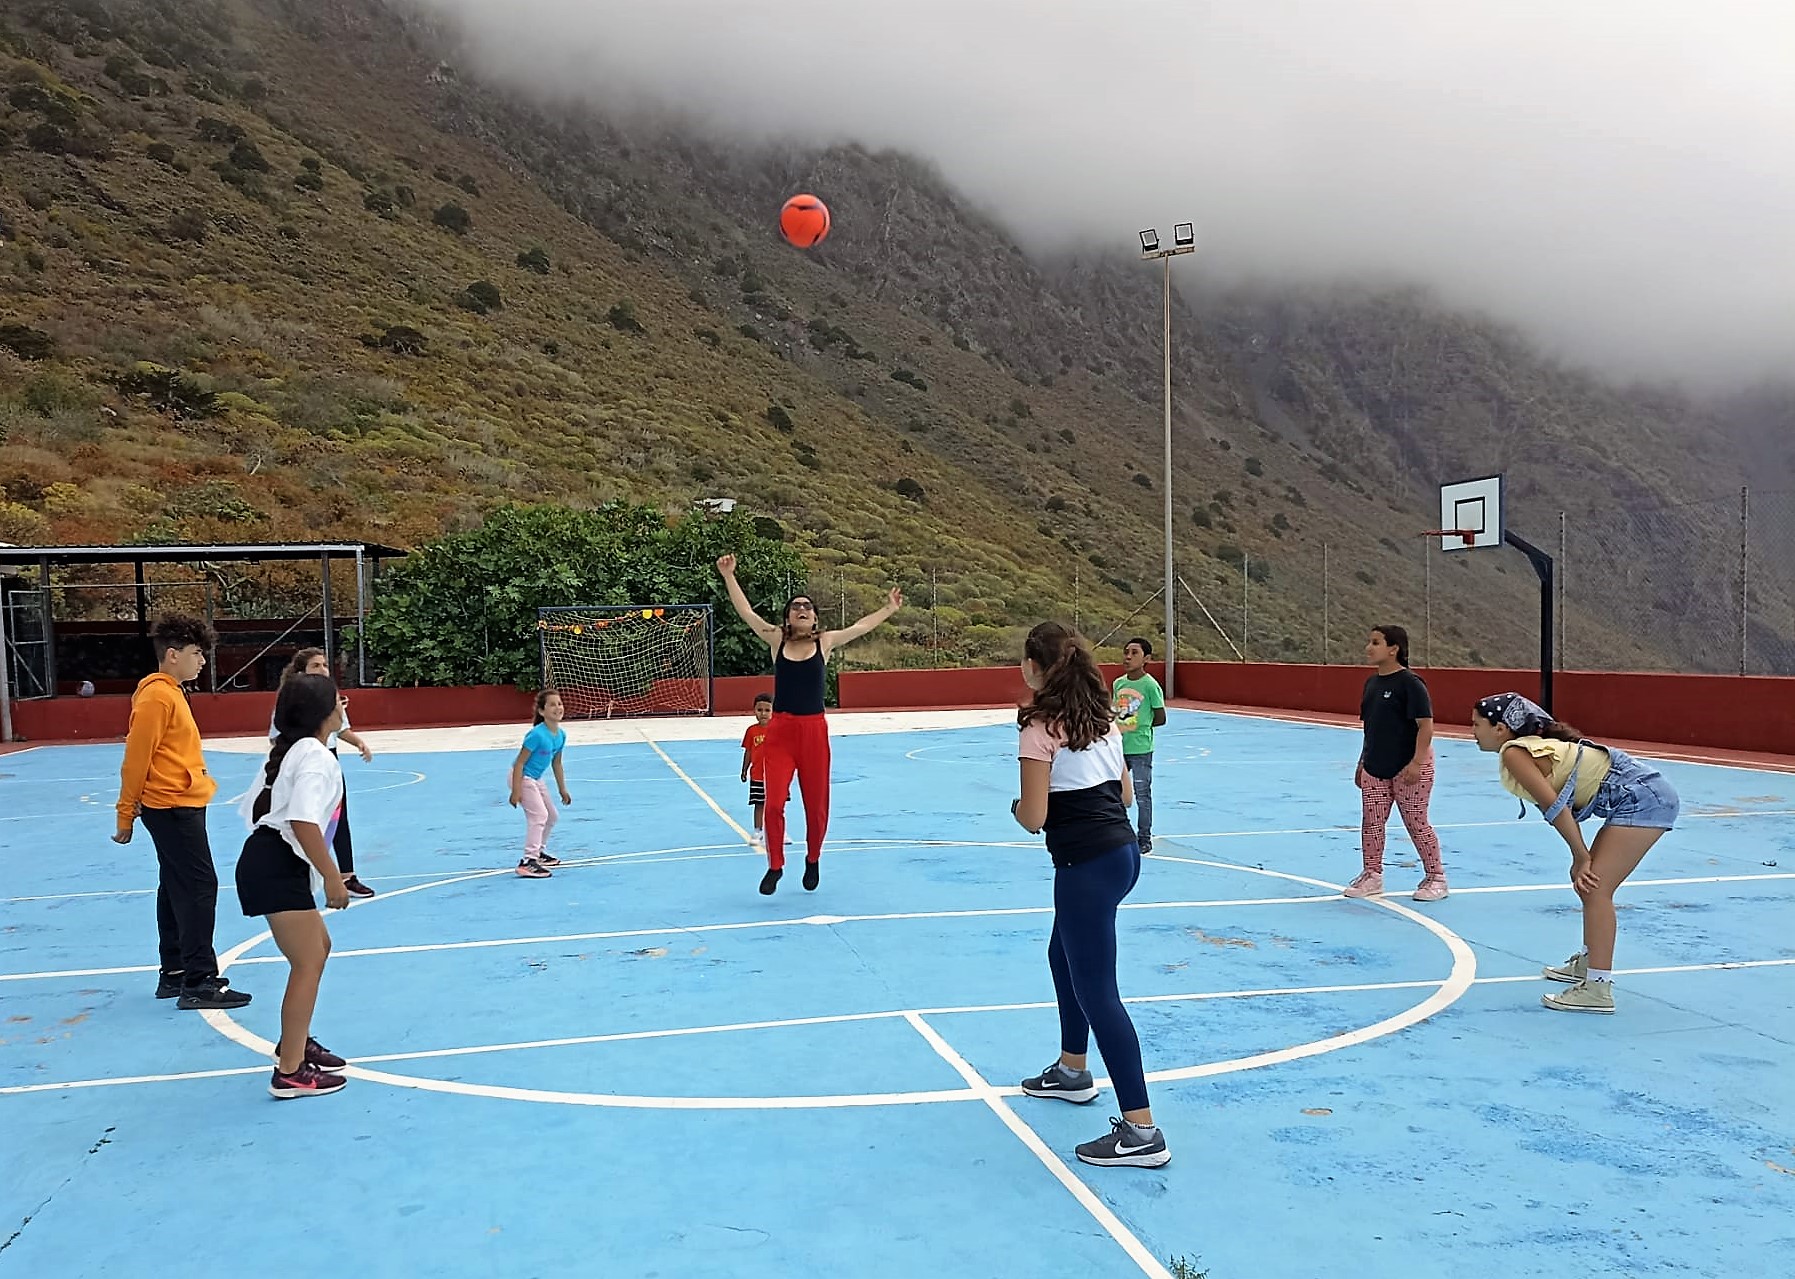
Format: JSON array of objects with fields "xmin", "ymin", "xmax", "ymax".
[
  {"xmin": 11, "ymin": 663, "xmax": 1795, "ymax": 757},
  {"xmin": 839, "ymin": 662, "xmax": 1795, "ymax": 757},
  {"xmin": 8, "ymin": 676, "xmax": 770, "ymax": 742}
]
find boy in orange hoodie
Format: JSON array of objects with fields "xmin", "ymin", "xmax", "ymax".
[{"xmin": 113, "ymin": 616, "xmax": 251, "ymax": 1010}]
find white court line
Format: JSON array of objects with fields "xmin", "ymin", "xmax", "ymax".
[
  {"xmin": 181, "ymin": 856, "xmax": 1474, "ymax": 1110},
  {"xmin": 904, "ymin": 1012, "xmax": 1174, "ymax": 1279},
  {"xmin": 0, "ymin": 769, "xmax": 427, "ymax": 823},
  {"xmin": 1193, "ymin": 704, "xmax": 1795, "ymax": 774},
  {"xmin": 7, "ymin": 867, "xmax": 1793, "ymax": 983},
  {"xmin": 1443, "ymin": 871, "xmax": 1795, "ymax": 895},
  {"xmin": 637, "ymin": 728, "xmax": 752, "ymax": 843},
  {"xmin": 9, "ymin": 958, "xmax": 1793, "ymax": 1098},
  {"xmin": 14, "ymin": 803, "xmax": 1786, "ymax": 904}
]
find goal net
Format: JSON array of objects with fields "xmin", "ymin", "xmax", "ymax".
[{"xmin": 536, "ymin": 604, "xmax": 714, "ymax": 718}]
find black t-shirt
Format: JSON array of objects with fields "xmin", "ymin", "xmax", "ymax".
[{"xmin": 1360, "ymin": 668, "xmax": 1434, "ymax": 780}]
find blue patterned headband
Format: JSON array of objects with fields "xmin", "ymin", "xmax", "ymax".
[{"xmin": 1475, "ymin": 692, "xmax": 1550, "ymax": 735}]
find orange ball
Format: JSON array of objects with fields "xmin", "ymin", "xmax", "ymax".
[{"xmin": 779, "ymin": 194, "xmax": 830, "ymax": 249}]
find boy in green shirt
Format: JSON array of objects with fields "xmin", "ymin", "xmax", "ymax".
[{"xmin": 1112, "ymin": 637, "xmax": 1167, "ymax": 852}]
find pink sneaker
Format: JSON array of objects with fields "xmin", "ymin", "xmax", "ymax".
[
  {"xmin": 1342, "ymin": 871, "xmax": 1384, "ymax": 898},
  {"xmin": 1412, "ymin": 876, "xmax": 1449, "ymax": 902}
]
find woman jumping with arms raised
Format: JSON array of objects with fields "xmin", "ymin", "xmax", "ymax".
[{"xmin": 717, "ymin": 554, "xmax": 901, "ymax": 895}]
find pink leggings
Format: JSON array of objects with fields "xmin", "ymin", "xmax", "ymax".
[
  {"xmin": 520, "ymin": 777, "xmax": 558, "ymax": 858},
  {"xmin": 1360, "ymin": 755, "xmax": 1444, "ymax": 876}
]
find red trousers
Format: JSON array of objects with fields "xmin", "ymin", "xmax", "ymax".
[{"xmin": 762, "ymin": 711, "xmax": 830, "ymax": 870}]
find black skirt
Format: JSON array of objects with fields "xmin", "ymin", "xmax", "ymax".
[{"xmin": 235, "ymin": 825, "xmax": 316, "ymax": 917}]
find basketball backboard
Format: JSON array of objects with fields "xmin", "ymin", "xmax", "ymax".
[{"xmin": 1438, "ymin": 475, "xmax": 1504, "ymax": 550}]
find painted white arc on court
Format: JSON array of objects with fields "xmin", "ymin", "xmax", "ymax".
[{"xmin": 195, "ymin": 853, "xmax": 1479, "ymax": 1110}]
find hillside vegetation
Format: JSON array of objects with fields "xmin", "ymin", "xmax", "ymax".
[{"xmin": 0, "ymin": 0, "xmax": 1780, "ymax": 677}]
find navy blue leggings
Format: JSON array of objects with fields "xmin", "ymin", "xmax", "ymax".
[{"xmin": 1047, "ymin": 841, "xmax": 1149, "ymax": 1112}]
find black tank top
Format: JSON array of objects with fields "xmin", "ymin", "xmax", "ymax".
[{"xmin": 773, "ymin": 638, "xmax": 826, "ymax": 715}]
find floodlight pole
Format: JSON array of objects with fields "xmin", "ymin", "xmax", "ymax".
[
  {"xmin": 1141, "ymin": 228, "xmax": 1195, "ymax": 698},
  {"xmin": 1504, "ymin": 530, "xmax": 1556, "ymax": 714}
]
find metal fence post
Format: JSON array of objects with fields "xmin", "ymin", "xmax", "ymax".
[
  {"xmin": 1242, "ymin": 556, "xmax": 1249, "ymax": 660},
  {"xmin": 1740, "ymin": 486, "xmax": 1750, "ymax": 675},
  {"xmin": 1558, "ymin": 511, "xmax": 1567, "ymax": 671}
]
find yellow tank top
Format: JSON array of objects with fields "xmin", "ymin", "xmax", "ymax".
[{"xmin": 1498, "ymin": 735, "xmax": 1610, "ymax": 810}]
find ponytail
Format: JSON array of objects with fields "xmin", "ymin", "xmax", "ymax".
[
  {"xmin": 1017, "ymin": 621, "xmax": 1113, "ymax": 751},
  {"xmin": 255, "ymin": 673, "xmax": 338, "ymax": 820},
  {"xmin": 1535, "ymin": 718, "xmax": 1584, "ymax": 743}
]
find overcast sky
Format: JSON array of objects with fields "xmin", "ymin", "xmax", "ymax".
[{"xmin": 405, "ymin": 0, "xmax": 1795, "ymax": 388}]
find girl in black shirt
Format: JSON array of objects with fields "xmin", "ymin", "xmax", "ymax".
[{"xmin": 1350, "ymin": 625, "xmax": 1447, "ymax": 901}]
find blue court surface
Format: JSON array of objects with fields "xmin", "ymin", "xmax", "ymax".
[{"xmin": 3, "ymin": 707, "xmax": 1793, "ymax": 1278}]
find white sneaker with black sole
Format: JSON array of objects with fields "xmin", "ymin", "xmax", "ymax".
[
  {"xmin": 1076, "ymin": 1116, "xmax": 1171, "ymax": 1168},
  {"xmin": 1020, "ymin": 1061, "xmax": 1099, "ymax": 1104}
]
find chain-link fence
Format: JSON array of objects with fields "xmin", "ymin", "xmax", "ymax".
[{"xmin": 840, "ymin": 486, "xmax": 1795, "ymax": 677}]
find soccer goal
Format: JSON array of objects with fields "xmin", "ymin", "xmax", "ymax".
[{"xmin": 536, "ymin": 604, "xmax": 714, "ymax": 718}]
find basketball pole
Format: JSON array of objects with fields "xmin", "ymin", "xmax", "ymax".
[{"xmin": 1503, "ymin": 530, "xmax": 1556, "ymax": 714}]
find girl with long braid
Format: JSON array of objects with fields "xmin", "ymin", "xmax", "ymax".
[
  {"xmin": 1471, "ymin": 692, "xmax": 1681, "ymax": 1014},
  {"xmin": 716, "ymin": 554, "xmax": 901, "ymax": 895},
  {"xmin": 234, "ymin": 673, "xmax": 352, "ymax": 1098}
]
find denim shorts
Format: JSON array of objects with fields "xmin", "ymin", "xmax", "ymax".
[{"xmin": 1589, "ymin": 747, "xmax": 1680, "ymax": 830}]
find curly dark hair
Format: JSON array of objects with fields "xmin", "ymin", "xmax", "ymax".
[
  {"xmin": 150, "ymin": 614, "xmax": 215, "ymax": 660},
  {"xmin": 1017, "ymin": 621, "xmax": 1113, "ymax": 751}
]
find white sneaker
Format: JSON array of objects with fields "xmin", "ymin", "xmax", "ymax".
[{"xmin": 1542, "ymin": 951, "xmax": 1588, "ymax": 983}]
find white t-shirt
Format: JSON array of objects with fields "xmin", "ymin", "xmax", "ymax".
[
  {"xmin": 239, "ymin": 737, "xmax": 345, "ymax": 877},
  {"xmin": 269, "ymin": 705, "xmax": 348, "ymax": 752}
]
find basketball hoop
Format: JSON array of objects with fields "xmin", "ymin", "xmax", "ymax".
[{"xmin": 1420, "ymin": 529, "xmax": 1477, "ymax": 549}]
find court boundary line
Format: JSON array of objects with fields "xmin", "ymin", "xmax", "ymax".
[
  {"xmin": 904, "ymin": 1011, "xmax": 1175, "ymax": 1279},
  {"xmin": 7, "ymin": 803, "xmax": 1789, "ymax": 903},
  {"xmin": 6, "ymin": 867, "xmax": 1793, "ymax": 984},
  {"xmin": 637, "ymin": 727, "xmax": 753, "ymax": 843},
  {"xmin": 1189, "ymin": 704, "xmax": 1795, "ymax": 773},
  {"xmin": 8, "ymin": 956, "xmax": 1791, "ymax": 1099}
]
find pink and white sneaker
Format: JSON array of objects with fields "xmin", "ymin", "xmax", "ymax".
[
  {"xmin": 1342, "ymin": 871, "xmax": 1384, "ymax": 898},
  {"xmin": 1412, "ymin": 876, "xmax": 1450, "ymax": 902}
]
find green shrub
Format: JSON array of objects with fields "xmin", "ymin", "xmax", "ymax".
[
  {"xmin": 0, "ymin": 324, "xmax": 57, "ymax": 361},
  {"xmin": 117, "ymin": 362, "xmax": 219, "ymax": 418},
  {"xmin": 432, "ymin": 203, "xmax": 472, "ymax": 234}
]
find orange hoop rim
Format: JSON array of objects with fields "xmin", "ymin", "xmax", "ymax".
[{"xmin": 1420, "ymin": 528, "xmax": 1478, "ymax": 547}]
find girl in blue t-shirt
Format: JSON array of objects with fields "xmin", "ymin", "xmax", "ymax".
[{"xmin": 509, "ymin": 690, "xmax": 571, "ymax": 878}]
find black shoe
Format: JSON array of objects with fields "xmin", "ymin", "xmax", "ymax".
[
  {"xmin": 177, "ymin": 981, "xmax": 252, "ymax": 1011},
  {"xmin": 759, "ymin": 867, "xmax": 782, "ymax": 895},
  {"xmin": 278, "ymin": 1036, "xmax": 347, "ymax": 1073},
  {"xmin": 343, "ymin": 875, "xmax": 376, "ymax": 898},
  {"xmin": 802, "ymin": 861, "xmax": 820, "ymax": 891},
  {"xmin": 1020, "ymin": 1060, "xmax": 1099, "ymax": 1104},
  {"xmin": 1075, "ymin": 1116, "xmax": 1171, "ymax": 1168},
  {"xmin": 155, "ymin": 971, "xmax": 185, "ymax": 999}
]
